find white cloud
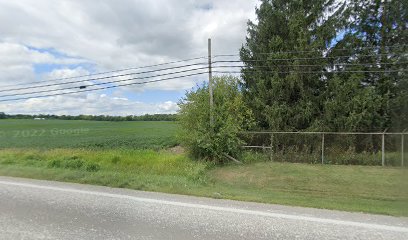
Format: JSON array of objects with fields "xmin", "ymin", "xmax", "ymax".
[
  {"xmin": 44, "ymin": 67, "xmax": 90, "ymax": 80},
  {"xmin": 0, "ymin": 0, "xmax": 257, "ymax": 68},
  {"xmin": 157, "ymin": 101, "xmax": 179, "ymax": 112},
  {"xmin": 0, "ymin": 0, "xmax": 258, "ymax": 115},
  {"xmin": 0, "ymin": 94, "xmax": 180, "ymax": 116},
  {"xmin": 0, "ymin": 42, "xmax": 88, "ymax": 86}
]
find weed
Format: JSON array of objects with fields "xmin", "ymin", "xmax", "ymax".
[
  {"xmin": 86, "ymin": 163, "xmax": 101, "ymax": 172},
  {"xmin": 111, "ymin": 156, "xmax": 121, "ymax": 164},
  {"xmin": 48, "ymin": 159, "xmax": 62, "ymax": 168},
  {"xmin": 63, "ymin": 159, "xmax": 84, "ymax": 170},
  {"xmin": 24, "ymin": 154, "xmax": 41, "ymax": 161},
  {"xmin": 1, "ymin": 159, "xmax": 15, "ymax": 165}
]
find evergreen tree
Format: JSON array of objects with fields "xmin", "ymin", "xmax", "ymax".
[
  {"xmin": 240, "ymin": 0, "xmax": 345, "ymax": 130},
  {"xmin": 329, "ymin": 0, "xmax": 408, "ymax": 131},
  {"xmin": 241, "ymin": 0, "xmax": 406, "ymax": 132}
]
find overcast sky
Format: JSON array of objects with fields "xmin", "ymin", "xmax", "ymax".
[{"xmin": 0, "ymin": 0, "xmax": 258, "ymax": 116}]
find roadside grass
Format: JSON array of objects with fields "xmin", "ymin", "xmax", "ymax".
[
  {"xmin": 0, "ymin": 148, "xmax": 407, "ymax": 216},
  {"xmin": 206, "ymin": 161, "xmax": 408, "ymax": 216},
  {"xmin": 0, "ymin": 148, "xmax": 213, "ymax": 197},
  {"xmin": 240, "ymin": 148, "xmax": 405, "ymax": 166}
]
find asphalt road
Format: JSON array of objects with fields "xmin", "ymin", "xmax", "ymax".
[{"xmin": 0, "ymin": 176, "xmax": 407, "ymax": 240}]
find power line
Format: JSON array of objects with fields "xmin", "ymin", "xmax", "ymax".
[
  {"xmin": 0, "ymin": 68, "xmax": 251, "ymax": 99},
  {"xmin": 212, "ymin": 52, "xmax": 406, "ymax": 62},
  {"xmin": 1, "ymin": 43, "xmax": 406, "ymax": 89},
  {"xmin": 0, "ymin": 66, "xmax": 209, "ymax": 98},
  {"xmin": 213, "ymin": 69, "xmax": 408, "ymax": 74},
  {"xmin": 213, "ymin": 44, "xmax": 408, "ymax": 58},
  {"xmin": 0, "ymin": 62, "xmax": 207, "ymax": 93},
  {"xmin": 0, "ymin": 72, "xmax": 207, "ymax": 103},
  {"xmin": 2, "ymin": 45, "xmax": 406, "ymax": 103},
  {"xmin": 212, "ymin": 66, "xmax": 408, "ymax": 72},
  {"xmin": 213, "ymin": 60, "xmax": 408, "ymax": 67},
  {"xmin": 0, "ymin": 56, "xmax": 208, "ymax": 89},
  {"xmin": 3, "ymin": 64, "xmax": 405, "ymax": 99},
  {"xmin": 2, "ymin": 51, "xmax": 405, "ymax": 92}
]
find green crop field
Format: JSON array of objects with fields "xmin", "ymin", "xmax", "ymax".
[{"xmin": 0, "ymin": 119, "xmax": 178, "ymax": 149}]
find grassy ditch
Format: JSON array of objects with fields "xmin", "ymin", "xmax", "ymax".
[{"xmin": 0, "ymin": 148, "xmax": 406, "ymax": 217}]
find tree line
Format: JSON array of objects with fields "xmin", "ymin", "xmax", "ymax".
[
  {"xmin": 178, "ymin": 0, "xmax": 407, "ymax": 162},
  {"xmin": 0, "ymin": 112, "xmax": 177, "ymax": 121}
]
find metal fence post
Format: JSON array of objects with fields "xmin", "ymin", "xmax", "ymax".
[
  {"xmin": 239, "ymin": 130, "xmax": 406, "ymax": 167},
  {"xmin": 402, "ymin": 133, "xmax": 405, "ymax": 167},
  {"xmin": 270, "ymin": 133, "xmax": 274, "ymax": 161},
  {"xmin": 321, "ymin": 133, "xmax": 325, "ymax": 164},
  {"xmin": 381, "ymin": 133, "xmax": 385, "ymax": 166}
]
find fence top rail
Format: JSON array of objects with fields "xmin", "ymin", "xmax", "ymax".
[{"xmin": 242, "ymin": 131, "xmax": 408, "ymax": 135}]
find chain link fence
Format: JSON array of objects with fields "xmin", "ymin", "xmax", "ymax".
[{"xmin": 240, "ymin": 131, "xmax": 407, "ymax": 166}]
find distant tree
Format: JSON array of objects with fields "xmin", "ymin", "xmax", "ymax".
[{"xmin": 1, "ymin": 113, "xmax": 178, "ymax": 121}]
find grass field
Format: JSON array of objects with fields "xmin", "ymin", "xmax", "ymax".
[{"xmin": 0, "ymin": 119, "xmax": 407, "ymax": 216}]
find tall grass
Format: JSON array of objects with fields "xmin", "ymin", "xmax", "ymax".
[{"xmin": 0, "ymin": 148, "xmax": 210, "ymax": 190}]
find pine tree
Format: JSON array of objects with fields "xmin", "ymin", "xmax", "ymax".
[
  {"xmin": 330, "ymin": 0, "xmax": 408, "ymax": 131},
  {"xmin": 240, "ymin": 0, "xmax": 345, "ymax": 130}
]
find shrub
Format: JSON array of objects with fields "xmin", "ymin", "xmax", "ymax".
[{"xmin": 178, "ymin": 75, "xmax": 254, "ymax": 162}]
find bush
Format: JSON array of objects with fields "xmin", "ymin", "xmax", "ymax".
[{"xmin": 178, "ymin": 75, "xmax": 254, "ymax": 162}]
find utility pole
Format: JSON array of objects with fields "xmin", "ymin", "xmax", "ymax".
[{"xmin": 208, "ymin": 38, "xmax": 214, "ymax": 127}]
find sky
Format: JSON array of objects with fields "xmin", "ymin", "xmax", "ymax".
[{"xmin": 0, "ymin": 0, "xmax": 258, "ymax": 116}]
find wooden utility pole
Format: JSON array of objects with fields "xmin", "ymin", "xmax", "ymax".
[{"xmin": 208, "ymin": 38, "xmax": 214, "ymax": 127}]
